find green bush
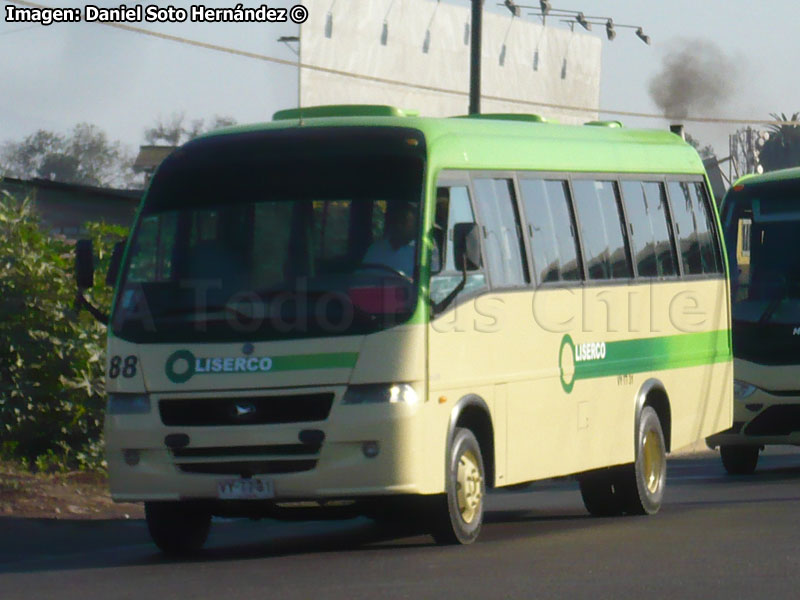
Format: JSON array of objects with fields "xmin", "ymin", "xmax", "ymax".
[{"xmin": 0, "ymin": 189, "xmax": 127, "ymax": 471}]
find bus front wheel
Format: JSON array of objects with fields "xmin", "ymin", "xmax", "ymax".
[
  {"xmin": 720, "ymin": 445, "xmax": 759, "ymax": 475},
  {"xmin": 430, "ymin": 427, "xmax": 485, "ymax": 545},
  {"xmin": 618, "ymin": 406, "xmax": 667, "ymax": 515},
  {"xmin": 145, "ymin": 501, "xmax": 211, "ymax": 556}
]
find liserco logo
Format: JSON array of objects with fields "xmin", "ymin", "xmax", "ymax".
[
  {"xmin": 559, "ymin": 334, "xmax": 608, "ymax": 393},
  {"xmin": 559, "ymin": 334, "xmax": 577, "ymax": 393},
  {"xmin": 165, "ymin": 350, "xmax": 274, "ymax": 384},
  {"xmin": 165, "ymin": 350, "xmax": 196, "ymax": 384}
]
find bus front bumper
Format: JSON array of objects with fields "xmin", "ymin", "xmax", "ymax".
[
  {"xmin": 105, "ymin": 400, "xmax": 440, "ymax": 502},
  {"xmin": 706, "ymin": 387, "xmax": 800, "ymax": 448}
]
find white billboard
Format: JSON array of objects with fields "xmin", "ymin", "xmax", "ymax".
[{"xmin": 298, "ymin": 0, "xmax": 601, "ymax": 123}]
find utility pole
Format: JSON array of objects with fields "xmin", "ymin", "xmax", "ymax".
[
  {"xmin": 469, "ymin": 0, "xmax": 483, "ymax": 115},
  {"xmin": 469, "ymin": 1, "xmax": 649, "ymax": 116},
  {"xmin": 278, "ymin": 35, "xmax": 302, "ymax": 124}
]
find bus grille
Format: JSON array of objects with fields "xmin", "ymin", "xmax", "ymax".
[
  {"xmin": 744, "ymin": 405, "xmax": 800, "ymax": 436},
  {"xmin": 159, "ymin": 393, "xmax": 334, "ymax": 426},
  {"xmin": 171, "ymin": 443, "xmax": 321, "ymax": 476},
  {"xmin": 177, "ymin": 460, "xmax": 317, "ymax": 476},
  {"xmin": 171, "ymin": 444, "xmax": 321, "ymax": 458}
]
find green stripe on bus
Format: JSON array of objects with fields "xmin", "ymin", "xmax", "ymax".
[
  {"xmin": 559, "ymin": 330, "xmax": 731, "ymax": 393},
  {"xmin": 164, "ymin": 350, "xmax": 359, "ymax": 384},
  {"xmin": 270, "ymin": 352, "xmax": 359, "ymax": 372}
]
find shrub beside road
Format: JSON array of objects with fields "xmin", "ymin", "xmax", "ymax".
[{"xmin": 0, "ymin": 189, "xmax": 127, "ymax": 472}]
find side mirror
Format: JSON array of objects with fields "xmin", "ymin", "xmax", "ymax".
[
  {"xmin": 431, "ymin": 223, "xmax": 482, "ymax": 315},
  {"xmin": 453, "ymin": 222, "xmax": 482, "ymax": 272},
  {"xmin": 106, "ymin": 240, "xmax": 126, "ymax": 287},
  {"xmin": 75, "ymin": 239, "xmax": 94, "ymax": 289}
]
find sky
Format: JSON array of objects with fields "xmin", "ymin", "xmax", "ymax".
[{"xmin": 1, "ymin": 0, "xmax": 796, "ymax": 178}]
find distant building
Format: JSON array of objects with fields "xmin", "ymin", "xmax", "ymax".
[
  {"xmin": 133, "ymin": 145, "xmax": 175, "ymax": 185},
  {"xmin": 301, "ymin": 0, "xmax": 601, "ymax": 123},
  {"xmin": 0, "ymin": 176, "xmax": 140, "ymax": 236}
]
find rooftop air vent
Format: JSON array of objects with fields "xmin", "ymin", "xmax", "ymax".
[{"xmin": 273, "ymin": 105, "xmax": 418, "ymax": 121}]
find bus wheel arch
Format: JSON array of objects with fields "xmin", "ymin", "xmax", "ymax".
[
  {"xmin": 635, "ymin": 378, "xmax": 672, "ymax": 453},
  {"xmin": 448, "ymin": 394, "xmax": 495, "ymax": 489}
]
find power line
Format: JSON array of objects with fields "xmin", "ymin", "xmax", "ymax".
[{"xmin": 3, "ymin": 0, "xmax": 796, "ymax": 127}]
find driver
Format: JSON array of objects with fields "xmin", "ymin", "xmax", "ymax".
[{"xmin": 362, "ymin": 202, "xmax": 417, "ymax": 277}]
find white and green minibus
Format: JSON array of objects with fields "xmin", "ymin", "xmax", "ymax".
[{"xmin": 75, "ymin": 105, "xmax": 733, "ymax": 553}]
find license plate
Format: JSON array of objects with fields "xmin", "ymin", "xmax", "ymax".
[{"xmin": 217, "ymin": 478, "xmax": 275, "ymax": 500}]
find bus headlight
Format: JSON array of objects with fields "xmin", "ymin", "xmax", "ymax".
[
  {"xmin": 733, "ymin": 380, "xmax": 757, "ymax": 401},
  {"xmin": 342, "ymin": 383, "xmax": 419, "ymax": 405},
  {"xmin": 108, "ymin": 393, "xmax": 151, "ymax": 415}
]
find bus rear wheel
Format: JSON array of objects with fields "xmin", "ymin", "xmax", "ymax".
[
  {"xmin": 720, "ymin": 445, "xmax": 759, "ymax": 475},
  {"xmin": 617, "ymin": 406, "xmax": 667, "ymax": 515},
  {"xmin": 578, "ymin": 469, "xmax": 624, "ymax": 517},
  {"xmin": 145, "ymin": 501, "xmax": 211, "ymax": 556},
  {"xmin": 430, "ymin": 427, "xmax": 485, "ymax": 545}
]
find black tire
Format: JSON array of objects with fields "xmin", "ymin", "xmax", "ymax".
[
  {"xmin": 617, "ymin": 406, "xmax": 667, "ymax": 516},
  {"xmin": 362, "ymin": 497, "xmax": 427, "ymax": 537},
  {"xmin": 578, "ymin": 468, "xmax": 624, "ymax": 517},
  {"xmin": 720, "ymin": 445, "xmax": 759, "ymax": 475},
  {"xmin": 430, "ymin": 427, "xmax": 486, "ymax": 545},
  {"xmin": 145, "ymin": 501, "xmax": 212, "ymax": 556}
]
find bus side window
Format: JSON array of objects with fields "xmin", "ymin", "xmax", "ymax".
[
  {"xmin": 472, "ymin": 178, "xmax": 530, "ymax": 288},
  {"xmin": 430, "ymin": 185, "xmax": 487, "ymax": 305},
  {"xmin": 432, "ymin": 188, "xmax": 449, "ymax": 273},
  {"xmin": 620, "ymin": 181, "xmax": 678, "ymax": 278},
  {"xmin": 667, "ymin": 181, "xmax": 722, "ymax": 275},
  {"xmin": 691, "ymin": 183, "xmax": 723, "ymax": 274},
  {"xmin": 572, "ymin": 180, "xmax": 631, "ymax": 280},
  {"xmin": 519, "ymin": 178, "xmax": 581, "ymax": 284},
  {"xmin": 667, "ymin": 181, "xmax": 698, "ymax": 274},
  {"xmin": 733, "ymin": 214, "xmax": 752, "ymax": 301}
]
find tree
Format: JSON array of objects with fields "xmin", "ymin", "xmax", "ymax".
[
  {"xmin": 759, "ymin": 112, "xmax": 800, "ymax": 172},
  {"xmin": 685, "ymin": 133, "xmax": 715, "ymax": 160},
  {"xmin": 0, "ymin": 123, "xmax": 134, "ymax": 188},
  {"xmin": 144, "ymin": 113, "xmax": 237, "ymax": 146}
]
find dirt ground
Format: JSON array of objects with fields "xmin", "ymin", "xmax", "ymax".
[{"xmin": 0, "ymin": 462, "xmax": 144, "ymax": 520}]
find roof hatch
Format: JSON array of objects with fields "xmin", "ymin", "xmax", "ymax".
[
  {"xmin": 272, "ymin": 105, "xmax": 419, "ymax": 121},
  {"xmin": 584, "ymin": 120, "xmax": 623, "ymax": 128},
  {"xmin": 455, "ymin": 113, "xmax": 549, "ymax": 123}
]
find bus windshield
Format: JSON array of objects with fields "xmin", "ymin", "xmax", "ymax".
[
  {"xmin": 723, "ymin": 181, "xmax": 800, "ymax": 362},
  {"xmin": 111, "ymin": 128, "xmax": 426, "ymax": 343},
  {"xmin": 725, "ymin": 184, "xmax": 800, "ymax": 311}
]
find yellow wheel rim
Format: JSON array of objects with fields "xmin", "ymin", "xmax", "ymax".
[
  {"xmin": 456, "ymin": 449, "xmax": 483, "ymax": 524},
  {"xmin": 642, "ymin": 429, "xmax": 664, "ymax": 494}
]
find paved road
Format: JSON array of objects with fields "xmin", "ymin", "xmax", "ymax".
[{"xmin": 2, "ymin": 449, "xmax": 800, "ymax": 600}]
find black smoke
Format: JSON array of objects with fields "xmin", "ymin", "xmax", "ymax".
[{"xmin": 648, "ymin": 38, "xmax": 736, "ymax": 119}]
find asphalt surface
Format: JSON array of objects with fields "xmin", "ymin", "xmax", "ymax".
[{"xmin": 2, "ymin": 449, "xmax": 800, "ymax": 600}]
